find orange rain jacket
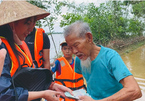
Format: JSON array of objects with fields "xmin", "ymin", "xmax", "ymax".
[{"xmin": 1, "ymin": 37, "xmax": 34, "ymax": 77}]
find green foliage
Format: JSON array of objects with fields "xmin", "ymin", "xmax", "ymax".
[
  {"xmin": 28, "ymin": 0, "xmax": 145, "ymax": 46},
  {"xmin": 27, "ymin": 0, "xmax": 50, "ymax": 27},
  {"xmin": 60, "ymin": 13, "xmax": 83, "ymax": 27},
  {"xmin": 128, "ymin": 19, "xmax": 144, "ymax": 36},
  {"xmin": 60, "ymin": 0, "xmax": 144, "ymax": 45},
  {"xmin": 27, "ymin": 0, "xmax": 67, "ymax": 58},
  {"xmin": 27, "ymin": 0, "xmax": 64, "ymax": 33},
  {"xmin": 131, "ymin": 1, "xmax": 145, "ymax": 18}
]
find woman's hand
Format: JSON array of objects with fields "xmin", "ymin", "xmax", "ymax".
[
  {"xmin": 51, "ymin": 83, "xmax": 73, "ymax": 98},
  {"xmin": 28, "ymin": 90, "xmax": 61, "ymax": 101},
  {"xmin": 43, "ymin": 90, "xmax": 61, "ymax": 101}
]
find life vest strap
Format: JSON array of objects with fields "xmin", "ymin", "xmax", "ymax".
[
  {"xmin": 55, "ymin": 78, "xmax": 66, "ymax": 86},
  {"xmin": 39, "ymin": 57, "xmax": 44, "ymax": 64},
  {"xmin": 40, "ymin": 64, "xmax": 44, "ymax": 68},
  {"xmin": 69, "ymin": 84, "xmax": 86, "ymax": 90},
  {"xmin": 54, "ymin": 77, "xmax": 83, "ymax": 83},
  {"xmin": 54, "ymin": 77, "xmax": 87, "ymax": 90},
  {"xmin": 21, "ymin": 63, "xmax": 29, "ymax": 67}
]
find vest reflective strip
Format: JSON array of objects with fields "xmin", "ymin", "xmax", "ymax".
[{"xmin": 15, "ymin": 42, "xmax": 32, "ymax": 66}]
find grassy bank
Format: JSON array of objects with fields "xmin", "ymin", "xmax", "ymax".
[
  {"xmin": 114, "ymin": 39, "xmax": 145, "ymax": 56},
  {"xmin": 105, "ymin": 36, "xmax": 145, "ymax": 56}
]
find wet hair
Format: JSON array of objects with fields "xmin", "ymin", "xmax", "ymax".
[{"xmin": 63, "ymin": 21, "xmax": 91, "ymax": 38}]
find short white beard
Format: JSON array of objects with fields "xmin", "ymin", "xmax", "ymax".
[{"xmin": 80, "ymin": 57, "xmax": 91, "ymax": 73}]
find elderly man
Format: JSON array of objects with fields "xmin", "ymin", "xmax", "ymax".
[{"xmin": 63, "ymin": 21, "xmax": 142, "ymax": 101}]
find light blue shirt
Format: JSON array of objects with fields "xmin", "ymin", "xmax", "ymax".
[{"xmin": 75, "ymin": 45, "xmax": 132, "ymax": 100}]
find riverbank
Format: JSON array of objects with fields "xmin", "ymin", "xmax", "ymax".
[{"xmin": 106, "ymin": 36, "xmax": 145, "ymax": 56}]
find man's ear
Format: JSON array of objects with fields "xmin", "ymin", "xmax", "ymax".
[{"xmin": 85, "ymin": 32, "xmax": 93, "ymax": 43}]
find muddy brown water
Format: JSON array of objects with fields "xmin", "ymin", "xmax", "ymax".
[{"xmin": 121, "ymin": 45, "xmax": 145, "ymax": 100}]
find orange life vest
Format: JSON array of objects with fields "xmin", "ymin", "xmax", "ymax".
[
  {"xmin": 34, "ymin": 28, "xmax": 44, "ymax": 68},
  {"xmin": 1, "ymin": 37, "xmax": 34, "ymax": 77},
  {"xmin": 54, "ymin": 57, "xmax": 86, "ymax": 101}
]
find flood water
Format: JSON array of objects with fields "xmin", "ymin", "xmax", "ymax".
[{"xmin": 121, "ymin": 45, "xmax": 145, "ymax": 101}]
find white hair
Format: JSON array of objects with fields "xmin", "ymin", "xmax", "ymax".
[{"xmin": 63, "ymin": 21, "xmax": 91, "ymax": 38}]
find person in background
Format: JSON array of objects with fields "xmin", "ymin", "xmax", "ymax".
[
  {"xmin": 25, "ymin": 27, "xmax": 50, "ymax": 69},
  {"xmin": 51, "ymin": 41, "xmax": 86, "ymax": 101},
  {"xmin": 0, "ymin": 1, "xmax": 72, "ymax": 101},
  {"xmin": 63, "ymin": 21, "xmax": 142, "ymax": 101}
]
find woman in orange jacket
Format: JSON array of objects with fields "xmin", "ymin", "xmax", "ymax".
[{"xmin": 0, "ymin": 1, "xmax": 72, "ymax": 101}]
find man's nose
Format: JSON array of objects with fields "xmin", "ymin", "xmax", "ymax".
[
  {"xmin": 66, "ymin": 49, "xmax": 69, "ymax": 53},
  {"xmin": 66, "ymin": 48, "xmax": 71, "ymax": 52}
]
